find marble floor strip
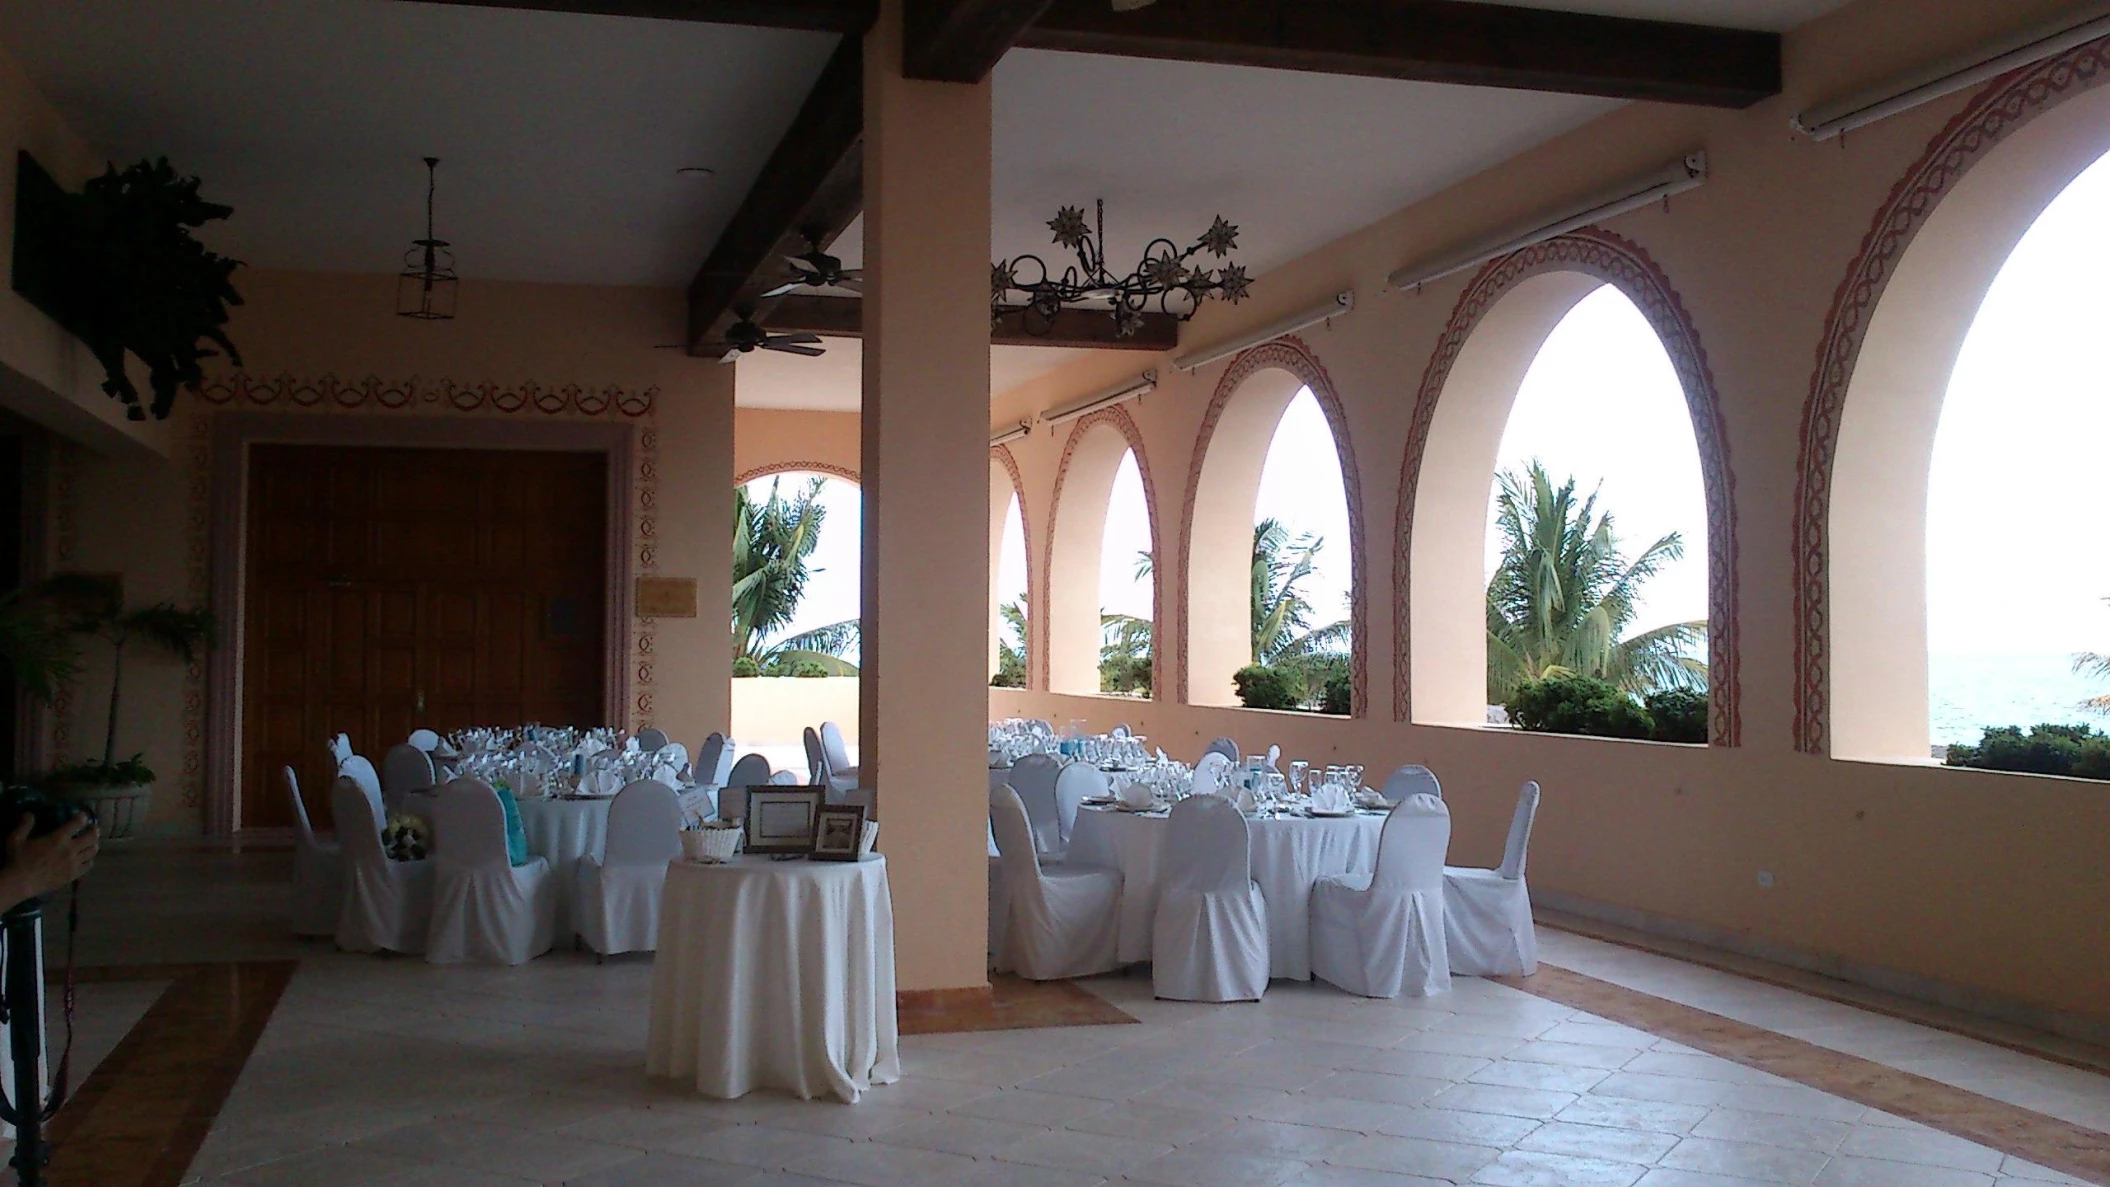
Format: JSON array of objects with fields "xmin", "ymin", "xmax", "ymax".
[{"xmin": 902, "ymin": 974, "xmax": 1140, "ymax": 1036}]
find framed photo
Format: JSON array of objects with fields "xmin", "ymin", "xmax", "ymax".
[
  {"xmin": 811, "ymin": 805, "xmax": 866, "ymax": 861},
  {"xmin": 744, "ymin": 788, "xmax": 824, "ymax": 855}
]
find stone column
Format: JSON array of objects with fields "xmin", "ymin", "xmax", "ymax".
[{"xmin": 860, "ymin": 0, "xmax": 994, "ymax": 993}]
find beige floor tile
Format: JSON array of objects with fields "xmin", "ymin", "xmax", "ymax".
[
  {"xmin": 1659, "ymin": 1136, "xmax": 1831, "ymax": 1184},
  {"xmin": 1472, "ymin": 1058, "xmax": 1615, "ymax": 1094},
  {"xmin": 1370, "ymin": 1105, "xmax": 1543, "ymax": 1147},
  {"xmin": 1283, "ymin": 1166, "xmax": 1455, "ymax": 1187},
  {"xmin": 785, "ymin": 1140, "xmax": 982, "ymax": 1187},
  {"xmin": 1810, "ymin": 1155, "xmax": 1998, "ymax": 1186},
  {"xmin": 1515, "ymin": 1119, "xmax": 1682, "ymax": 1163},
  {"xmin": 1425, "ymin": 1082, "xmax": 1578, "ymax": 1119},
  {"xmin": 1301, "ymin": 1070, "xmax": 1453, "ymax": 1107},
  {"xmin": 1470, "ymin": 1148, "xmax": 1650, "ymax": 1186},
  {"xmin": 1124, "ymin": 1145, "xmax": 1311, "ymax": 1187},
  {"xmin": 1689, "ymin": 1109, "xmax": 1851, "ymax": 1152},
  {"xmin": 1556, "ymin": 1096, "xmax": 1713, "ymax": 1134},
  {"xmin": 1063, "ymin": 1100, "xmax": 1237, "ymax": 1145},
  {"xmin": 1326, "ymin": 1134, "xmax": 1504, "ymax": 1180},
  {"xmin": 1835, "ymin": 1123, "xmax": 2006, "ymax": 1172},
  {"xmin": 997, "ymin": 1126, "xmax": 1175, "ymax": 1175},
  {"xmin": 871, "ymin": 1111, "xmax": 1049, "ymax": 1158}
]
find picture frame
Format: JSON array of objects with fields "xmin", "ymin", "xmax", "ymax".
[
  {"xmin": 810, "ymin": 804, "xmax": 866, "ymax": 861},
  {"xmin": 743, "ymin": 787, "xmax": 824, "ymax": 855}
]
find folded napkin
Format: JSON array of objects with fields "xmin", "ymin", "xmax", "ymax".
[
  {"xmin": 1116, "ymin": 780, "xmax": 1155, "ymax": 810},
  {"xmin": 1310, "ymin": 782, "xmax": 1354, "ymax": 814},
  {"xmin": 1231, "ymin": 785, "xmax": 1259, "ymax": 814}
]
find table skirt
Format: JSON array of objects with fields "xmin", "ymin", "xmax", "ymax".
[
  {"xmin": 1066, "ymin": 806, "xmax": 1383, "ymax": 980},
  {"xmin": 647, "ymin": 855, "xmax": 900, "ymax": 1103}
]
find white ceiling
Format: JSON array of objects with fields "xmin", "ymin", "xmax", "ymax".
[
  {"xmin": 0, "ymin": 0, "xmax": 1854, "ymax": 409},
  {"xmin": 734, "ymin": 338, "xmax": 1094, "ymax": 413}
]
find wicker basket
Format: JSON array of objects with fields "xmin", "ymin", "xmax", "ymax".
[{"xmin": 682, "ymin": 824, "xmax": 742, "ymax": 863}]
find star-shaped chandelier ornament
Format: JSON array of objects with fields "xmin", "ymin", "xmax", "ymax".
[{"xmin": 992, "ymin": 199, "xmax": 1249, "ymax": 339}]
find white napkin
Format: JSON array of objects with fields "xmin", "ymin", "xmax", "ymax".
[
  {"xmin": 1310, "ymin": 782, "xmax": 1353, "ymax": 814},
  {"xmin": 1231, "ymin": 785, "xmax": 1258, "ymax": 814},
  {"xmin": 1117, "ymin": 780, "xmax": 1155, "ymax": 810}
]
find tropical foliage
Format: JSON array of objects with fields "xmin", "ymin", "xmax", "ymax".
[
  {"xmin": 1485, "ymin": 460, "xmax": 1706, "ymax": 706},
  {"xmin": 2071, "ymin": 598, "xmax": 2110, "ymax": 713},
  {"xmin": 1947, "ymin": 723, "xmax": 2110, "ymax": 780},
  {"xmin": 731, "ymin": 477, "xmax": 859, "ymax": 675},
  {"xmin": 993, "ymin": 600, "xmax": 1028, "ymax": 688},
  {"xmin": 38, "ymin": 572, "xmax": 215, "ymax": 780},
  {"xmin": 1141, "ymin": 518, "xmax": 1352, "ymax": 711},
  {"xmin": 1503, "ymin": 674, "xmax": 1706, "ymax": 744},
  {"xmin": 1100, "ymin": 612, "xmax": 1152, "ymax": 696}
]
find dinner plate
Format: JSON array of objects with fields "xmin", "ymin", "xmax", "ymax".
[
  {"xmin": 1307, "ymin": 808, "xmax": 1356, "ymax": 818},
  {"xmin": 1080, "ymin": 796, "xmax": 1119, "ymax": 806}
]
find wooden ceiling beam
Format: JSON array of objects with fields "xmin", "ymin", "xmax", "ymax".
[
  {"xmin": 1017, "ymin": 0, "xmax": 1781, "ymax": 109},
  {"xmin": 766, "ymin": 294, "xmax": 1179, "ymax": 351},
  {"xmin": 903, "ymin": 0, "xmax": 1057, "ymax": 82},
  {"xmin": 686, "ymin": 37, "xmax": 866, "ymax": 355},
  {"xmin": 390, "ymin": 0, "xmax": 874, "ymax": 34}
]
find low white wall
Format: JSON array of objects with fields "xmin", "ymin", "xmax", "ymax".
[{"xmin": 730, "ymin": 676, "xmax": 860, "ymax": 747}]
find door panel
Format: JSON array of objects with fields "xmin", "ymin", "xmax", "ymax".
[{"xmin": 241, "ymin": 445, "xmax": 608, "ymax": 831}]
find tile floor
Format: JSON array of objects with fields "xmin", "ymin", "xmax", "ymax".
[{"xmin": 49, "ymin": 846, "xmax": 2110, "ymax": 1186}]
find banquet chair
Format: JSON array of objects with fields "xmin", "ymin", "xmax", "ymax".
[
  {"xmin": 285, "ymin": 767, "xmax": 342, "ymax": 938},
  {"xmin": 575, "ymin": 779, "xmax": 682, "ymax": 960},
  {"xmin": 1444, "ymin": 781, "xmax": 1541, "ymax": 976},
  {"xmin": 820, "ymin": 721, "xmax": 859, "ymax": 789},
  {"xmin": 327, "ymin": 733, "xmax": 353, "ymax": 767},
  {"xmin": 1382, "ymin": 764, "xmax": 1441, "ymax": 801},
  {"xmin": 407, "ymin": 728, "xmax": 441, "ymax": 753},
  {"xmin": 767, "ymin": 770, "xmax": 802, "ymax": 785},
  {"xmin": 1051, "ymin": 763, "xmax": 1105, "ymax": 852},
  {"xmin": 1152, "ymin": 794, "xmax": 1269, "ymax": 1002},
  {"xmin": 1191, "ymin": 752, "xmax": 1232, "ymax": 798},
  {"xmin": 721, "ymin": 753, "xmax": 773, "ymax": 823},
  {"xmin": 1265, "ymin": 744, "xmax": 1282, "ymax": 775},
  {"xmin": 340, "ymin": 754, "xmax": 384, "ymax": 812},
  {"xmin": 1202, "ymin": 737, "xmax": 1240, "ymax": 764},
  {"xmin": 804, "ymin": 727, "xmax": 830, "ymax": 785},
  {"xmin": 427, "ymin": 777, "xmax": 557, "ymax": 965},
  {"xmin": 694, "ymin": 733, "xmax": 733, "ymax": 787},
  {"xmin": 1310, "ymin": 794, "xmax": 1451, "ymax": 998},
  {"xmin": 1005, "ymin": 753, "xmax": 1065, "ymax": 857},
  {"xmin": 988, "ymin": 785, "xmax": 1121, "ymax": 980},
  {"xmin": 636, "ymin": 727, "xmax": 670, "ymax": 752},
  {"xmin": 332, "ymin": 775, "xmax": 433, "ymax": 955},
  {"xmin": 1110, "ymin": 723, "xmax": 1130, "ymax": 738},
  {"xmin": 649, "ymin": 742, "xmax": 690, "ymax": 785},
  {"xmin": 381, "ymin": 743, "xmax": 436, "ymax": 815}
]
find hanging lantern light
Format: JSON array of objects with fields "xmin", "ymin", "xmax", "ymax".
[{"xmin": 396, "ymin": 156, "xmax": 457, "ymax": 320}]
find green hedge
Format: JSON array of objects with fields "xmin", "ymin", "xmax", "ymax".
[
  {"xmin": 1947, "ymin": 723, "xmax": 2110, "ymax": 779},
  {"xmin": 1504, "ymin": 674, "xmax": 1707, "ymax": 743},
  {"xmin": 1233, "ymin": 665, "xmax": 1301, "ymax": 710}
]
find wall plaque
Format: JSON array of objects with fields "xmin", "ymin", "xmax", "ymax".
[{"xmin": 635, "ymin": 576, "xmax": 697, "ymax": 618}]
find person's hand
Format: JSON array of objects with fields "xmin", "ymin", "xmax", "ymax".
[{"xmin": 4, "ymin": 812, "xmax": 98, "ymax": 904}]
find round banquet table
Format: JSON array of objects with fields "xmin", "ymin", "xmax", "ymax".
[
  {"xmin": 648, "ymin": 855, "xmax": 899, "ymax": 1104},
  {"xmin": 1066, "ymin": 804, "xmax": 1385, "ymax": 980}
]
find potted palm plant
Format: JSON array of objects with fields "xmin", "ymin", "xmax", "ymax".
[{"xmin": 39, "ymin": 574, "xmax": 213, "ymax": 838}]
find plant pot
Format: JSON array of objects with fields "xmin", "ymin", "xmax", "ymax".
[{"xmin": 55, "ymin": 782, "xmax": 151, "ymax": 841}]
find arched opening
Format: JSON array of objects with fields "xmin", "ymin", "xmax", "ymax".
[
  {"xmin": 990, "ymin": 450, "xmax": 1031, "ymax": 687},
  {"xmin": 1820, "ymin": 82, "xmax": 2110, "ymax": 761},
  {"xmin": 1045, "ymin": 410, "xmax": 1158, "ymax": 698},
  {"xmin": 1184, "ymin": 351, "xmax": 1357, "ymax": 712},
  {"xmin": 1402, "ymin": 230, "xmax": 1734, "ymax": 739},
  {"xmin": 731, "ymin": 469, "xmax": 861, "ymax": 766}
]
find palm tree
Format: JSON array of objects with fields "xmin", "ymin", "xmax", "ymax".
[
  {"xmin": 1132, "ymin": 518, "xmax": 1350, "ymax": 666},
  {"xmin": 993, "ymin": 599, "xmax": 1028, "ymax": 687},
  {"xmin": 1100, "ymin": 611, "xmax": 1152, "ymax": 695},
  {"xmin": 731, "ymin": 477, "xmax": 858, "ymax": 674},
  {"xmin": 1485, "ymin": 460, "xmax": 1706, "ymax": 704},
  {"xmin": 2072, "ymin": 599, "xmax": 2110, "ymax": 711}
]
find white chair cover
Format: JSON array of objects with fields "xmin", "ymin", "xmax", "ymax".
[
  {"xmin": 820, "ymin": 721, "xmax": 859, "ymax": 793},
  {"xmin": 1310, "ymin": 794, "xmax": 1451, "ymax": 998},
  {"xmin": 1109, "ymin": 723, "xmax": 1130, "ymax": 738},
  {"xmin": 1005, "ymin": 753, "xmax": 1065, "ymax": 856},
  {"xmin": 695, "ymin": 733, "xmax": 733, "ymax": 787},
  {"xmin": 1191, "ymin": 751, "xmax": 1232, "ymax": 798},
  {"xmin": 381, "ymin": 743, "xmax": 436, "ymax": 814},
  {"xmin": 1202, "ymin": 737, "xmax": 1240, "ymax": 764},
  {"xmin": 636, "ymin": 727, "xmax": 670, "ymax": 752},
  {"xmin": 327, "ymin": 733, "xmax": 352, "ymax": 766},
  {"xmin": 576, "ymin": 780, "xmax": 682, "ymax": 957},
  {"xmin": 1151, "ymin": 795, "xmax": 1269, "ymax": 1002},
  {"xmin": 1382, "ymin": 764, "xmax": 1441, "ymax": 801},
  {"xmin": 407, "ymin": 728, "xmax": 441, "ymax": 753},
  {"xmin": 426, "ymin": 777, "xmax": 556, "ymax": 965},
  {"xmin": 989, "ymin": 786, "xmax": 1120, "ymax": 980},
  {"xmin": 1444, "ymin": 781, "xmax": 1540, "ymax": 976},
  {"xmin": 1051, "ymin": 763, "xmax": 1105, "ymax": 851},
  {"xmin": 721, "ymin": 753, "xmax": 773, "ymax": 823},
  {"xmin": 767, "ymin": 770, "xmax": 802, "ymax": 785},
  {"xmin": 332, "ymin": 775, "xmax": 432, "ymax": 954},
  {"xmin": 340, "ymin": 754, "xmax": 383, "ymax": 809},
  {"xmin": 804, "ymin": 727, "xmax": 829, "ymax": 784},
  {"xmin": 285, "ymin": 766, "xmax": 341, "ymax": 937},
  {"xmin": 1264, "ymin": 744, "xmax": 1282, "ymax": 774},
  {"xmin": 649, "ymin": 742, "xmax": 690, "ymax": 786}
]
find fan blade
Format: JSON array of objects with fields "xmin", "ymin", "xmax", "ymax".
[
  {"xmin": 764, "ymin": 343, "xmax": 826, "ymax": 357},
  {"xmin": 786, "ymin": 255, "xmax": 823, "ymax": 275},
  {"xmin": 765, "ymin": 332, "xmax": 823, "ymax": 346},
  {"xmin": 833, "ymin": 278, "xmax": 863, "ymax": 294},
  {"xmin": 838, "ymin": 269, "xmax": 863, "ymax": 281},
  {"xmin": 716, "ymin": 349, "xmax": 741, "ymax": 365},
  {"xmin": 759, "ymin": 281, "xmax": 802, "ymax": 299}
]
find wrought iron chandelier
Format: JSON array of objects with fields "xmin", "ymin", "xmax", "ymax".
[
  {"xmin": 396, "ymin": 156, "xmax": 458, "ymax": 321},
  {"xmin": 991, "ymin": 199, "xmax": 1249, "ymax": 339}
]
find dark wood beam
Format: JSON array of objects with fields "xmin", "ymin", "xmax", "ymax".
[
  {"xmin": 1017, "ymin": 0, "xmax": 1781, "ymax": 109},
  {"xmin": 687, "ymin": 37, "xmax": 866, "ymax": 355},
  {"xmin": 391, "ymin": 0, "xmax": 874, "ymax": 33},
  {"xmin": 766, "ymin": 294, "xmax": 1178, "ymax": 351},
  {"xmin": 903, "ymin": 0, "xmax": 1057, "ymax": 82}
]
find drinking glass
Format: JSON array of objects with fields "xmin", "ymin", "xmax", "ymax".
[{"xmin": 1289, "ymin": 760, "xmax": 1308, "ymax": 794}]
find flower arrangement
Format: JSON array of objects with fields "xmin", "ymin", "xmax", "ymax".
[{"xmin": 381, "ymin": 814, "xmax": 429, "ymax": 862}]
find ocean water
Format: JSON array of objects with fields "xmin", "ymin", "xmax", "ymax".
[{"xmin": 1929, "ymin": 652, "xmax": 2108, "ymax": 747}]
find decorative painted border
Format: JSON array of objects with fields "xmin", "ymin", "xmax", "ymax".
[
  {"xmin": 1792, "ymin": 37, "xmax": 2110, "ymax": 754},
  {"xmin": 195, "ymin": 373, "xmax": 655, "ymax": 418},
  {"xmin": 634, "ymin": 424, "xmax": 660, "ymax": 727},
  {"xmin": 1042, "ymin": 405, "xmax": 1161, "ymax": 698},
  {"xmin": 1393, "ymin": 228, "xmax": 1741, "ymax": 745},
  {"xmin": 735, "ymin": 461, "xmax": 860, "ymax": 486},
  {"xmin": 1175, "ymin": 336, "xmax": 1368, "ymax": 715},
  {"xmin": 991, "ymin": 444, "xmax": 1036, "ymax": 689}
]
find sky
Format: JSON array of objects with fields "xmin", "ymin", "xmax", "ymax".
[{"xmin": 743, "ymin": 472, "xmax": 862, "ymax": 646}]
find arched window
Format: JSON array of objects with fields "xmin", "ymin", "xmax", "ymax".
[
  {"xmin": 990, "ymin": 451, "xmax": 1031, "ymax": 686},
  {"xmin": 1045, "ymin": 411, "xmax": 1158, "ymax": 698},
  {"xmin": 1402, "ymin": 232, "xmax": 1732, "ymax": 740},
  {"xmin": 732, "ymin": 470, "xmax": 861, "ymax": 675},
  {"xmin": 1183, "ymin": 345, "xmax": 1359, "ymax": 713}
]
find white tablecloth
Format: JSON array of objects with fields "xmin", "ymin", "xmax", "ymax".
[
  {"xmin": 647, "ymin": 855, "xmax": 899, "ymax": 1103},
  {"xmin": 1067, "ymin": 805, "xmax": 1384, "ymax": 980}
]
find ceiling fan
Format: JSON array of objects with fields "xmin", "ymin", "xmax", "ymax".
[
  {"xmin": 761, "ymin": 229, "xmax": 863, "ymax": 297},
  {"xmin": 713, "ymin": 307, "xmax": 825, "ymax": 364}
]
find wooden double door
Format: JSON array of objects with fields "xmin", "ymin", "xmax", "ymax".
[{"xmin": 242, "ymin": 445, "xmax": 608, "ymax": 830}]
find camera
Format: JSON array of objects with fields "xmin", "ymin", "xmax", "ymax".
[{"xmin": 0, "ymin": 784, "xmax": 93, "ymax": 847}]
